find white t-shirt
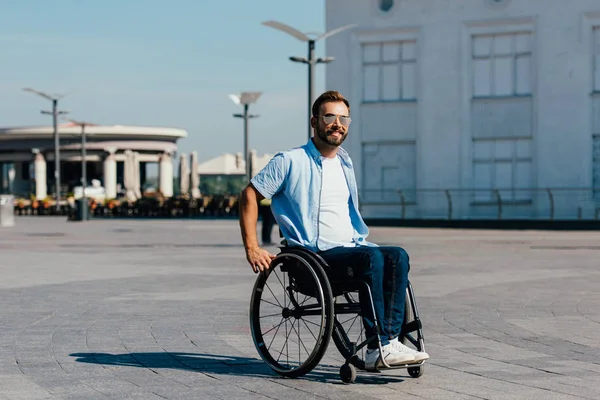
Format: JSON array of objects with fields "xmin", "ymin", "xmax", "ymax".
[{"xmin": 317, "ymin": 156, "xmax": 356, "ymax": 249}]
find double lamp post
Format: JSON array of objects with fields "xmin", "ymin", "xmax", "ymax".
[{"xmin": 261, "ymin": 20, "xmax": 356, "ymax": 141}]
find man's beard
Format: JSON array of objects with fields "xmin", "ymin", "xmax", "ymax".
[{"xmin": 316, "ymin": 126, "xmax": 347, "ymax": 146}]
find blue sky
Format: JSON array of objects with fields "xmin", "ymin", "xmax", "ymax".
[{"xmin": 0, "ymin": 0, "xmax": 326, "ymax": 164}]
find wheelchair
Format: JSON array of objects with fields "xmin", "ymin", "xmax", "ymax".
[{"xmin": 249, "ymin": 245, "xmax": 426, "ymax": 384}]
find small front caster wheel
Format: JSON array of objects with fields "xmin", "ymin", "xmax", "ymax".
[
  {"xmin": 340, "ymin": 363, "xmax": 357, "ymax": 383},
  {"xmin": 408, "ymin": 365, "xmax": 424, "ymax": 378}
]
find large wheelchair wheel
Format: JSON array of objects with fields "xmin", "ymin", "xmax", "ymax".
[{"xmin": 250, "ymin": 252, "xmax": 335, "ymax": 378}]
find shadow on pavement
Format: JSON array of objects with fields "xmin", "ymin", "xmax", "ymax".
[{"xmin": 70, "ymin": 351, "xmax": 405, "ymax": 384}]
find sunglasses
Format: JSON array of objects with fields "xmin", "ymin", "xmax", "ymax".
[{"xmin": 319, "ymin": 114, "xmax": 352, "ymax": 127}]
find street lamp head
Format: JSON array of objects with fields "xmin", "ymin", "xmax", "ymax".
[
  {"xmin": 229, "ymin": 92, "xmax": 262, "ymax": 106},
  {"xmin": 228, "ymin": 94, "xmax": 241, "ymax": 105},
  {"xmin": 289, "ymin": 56, "xmax": 309, "ymax": 64},
  {"xmin": 41, "ymin": 110, "xmax": 70, "ymax": 116},
  {"xmin": 66, "ymin": 118, "xmax": 96, "ymax": 127},
  {"xmin": 262, "ymin": 21, "xmax": 357, "ymax": 43},
  {"xmin": 316, "ymin": 24, "xmax": 358, "ymax": 41},
  {"xmin": 23, "ymin": 87, "xmax": 55, "ymax": 101},
  {"xmin": 262, "ymin": 20, "xmax": 310, "ymax": 42},
  {"xmin": 317, "ymin": 56, "xmax": 336, "ymax": 64},
  {"xmin": 22, "ymin": 87, "xmax": 67, "ymax": 102}
]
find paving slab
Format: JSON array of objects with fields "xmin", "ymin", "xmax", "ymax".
[{"xmin": 1, "ymin": 217, "xmax": 599, "ymax": 399}]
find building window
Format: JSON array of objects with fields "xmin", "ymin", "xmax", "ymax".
[
  {"xmin": 379, "ymin": 0, "xmax": 394, "ymax": 12},
  {"xmin": 472, "ymin": 32, "xmax": 532, "ymax": 97},
  {"xmin": 362, "ymin": 40, "xmax": 417, "ymax": 102},
  {"xmin": 470, "ymin": 30, "xmax": 534, "ymax": 203},
  {"xmin": 472, "ymin": 138, "xmax": 532, "ymax": 202},
  {"xmin": 361, "ymin": 141, "xmax": 416, "ymax": 204}
]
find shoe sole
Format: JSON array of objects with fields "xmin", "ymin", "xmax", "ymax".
[
  {"xmin": 371, "ymin": 356, "xmax": 416, "ymax": 369},
  {"xmin": 411, "ymin": 356, "xmax": 429, "ymax": 363}
]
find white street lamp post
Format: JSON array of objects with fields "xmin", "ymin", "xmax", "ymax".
[
  {"xmin": 229, "ymin": 92, "xmax": 262, "ymax": 183},
  {"xmin": 22, "ymin": 88, "xmax": 69, "ymax": 212},
  {"xmin": 67, "ymin": 118, "xmax": 95, "ymax": 221}
]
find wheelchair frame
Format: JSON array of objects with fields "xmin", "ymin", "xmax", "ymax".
[{"xmin": 249, "ymin": 246, "xmax": 426, "ymax": 383}]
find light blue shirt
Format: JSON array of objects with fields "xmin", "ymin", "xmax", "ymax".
[{"xmin": 250, "ymin": 139, "xmax": 375, "ymax": 252}]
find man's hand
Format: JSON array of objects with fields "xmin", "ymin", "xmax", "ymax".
[{"xmin": 246, "ymin": 246, "xmax": 277, "ymax": 273}]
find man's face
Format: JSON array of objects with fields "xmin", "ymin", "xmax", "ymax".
[{"xmin": 312, "ymin": 101, "xmax": 350, "ymax": 147}]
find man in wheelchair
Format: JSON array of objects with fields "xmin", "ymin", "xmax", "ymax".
[{"xmin": 239, "ymin": 90, "xmax": 429, "ymax": 371}]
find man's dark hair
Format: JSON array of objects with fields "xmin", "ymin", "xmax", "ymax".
[{"xmin": 311, "ymin": 90, "xmax": 351, "ymax": 117}]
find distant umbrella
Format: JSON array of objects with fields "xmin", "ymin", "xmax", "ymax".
[
  {"xmin": 190, "ymin": 151, "xmax": 201, "ymax": 198},
  {"xmin": 132, "ymin": 152, "xmax": 142, "ymax": 200}
]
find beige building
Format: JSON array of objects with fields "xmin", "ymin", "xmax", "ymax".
[{"xmin": 197, "ymin": 150, "xmax": 273, "ymax": 177}]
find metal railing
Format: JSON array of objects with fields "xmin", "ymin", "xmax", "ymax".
[{"xmin": 359, "ymin": 188, "xmax": 600, "ymax": 220}]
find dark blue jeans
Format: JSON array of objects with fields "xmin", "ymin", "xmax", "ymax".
[{"xmin": 318, "ymin": 245, "xmax": 410, "ymax": 349}]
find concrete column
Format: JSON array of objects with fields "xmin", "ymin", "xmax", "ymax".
[
  {"xmin": 32, "ymin": 150, "xmax": 47, "ymax": 200},
  {"xmin": 190, "ymin": 151, "xmax": 201, "ymax": 199},
  {"xmin": 103, "ymin": 148, "xmax": 117, "ymax": 199},
  {"xmin": 158, "ymin": 152, "xmax": 174, "ymax": 198}
]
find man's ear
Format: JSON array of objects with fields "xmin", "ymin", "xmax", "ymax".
[{"xmin": 310, "ymin": 116, "xmax": 317, "ymax": 128}]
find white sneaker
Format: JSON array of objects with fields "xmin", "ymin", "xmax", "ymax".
[
  {"xmin": 390, "ymin": 337, "xmax": 429, "ymax": 362},
  {"xmin": 365, "ymin": 343, "xmax": 415, "ymax": 370}
]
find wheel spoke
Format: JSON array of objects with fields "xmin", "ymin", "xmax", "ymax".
[
  {"xmin": 262, "ymin": 316, "xmax": 288, "ymax": 337},
  {"xmin": 264, "ymin": 281, "xmax": 283, "ymax": 308},
  {"xmin": 260, "ymin": 312, "xmax": 284, "ymax": 319},
  {"xmin": 260, "ymin": 298, "xmax": 282, "ymax": 309},
  {"xmin": 289, "ymin": 319, "xmax": 311, "ymax": 359},
  {"xmin": 301, "ymin": 318, "xmax": 319, "ymax": 342},
  {"xmin": 266, "ymin": 317, "xmax": 285, "ymax": 350},
  {"xmin": 301, "ymin": 318, "xmax": 321, "ymax": 327}
]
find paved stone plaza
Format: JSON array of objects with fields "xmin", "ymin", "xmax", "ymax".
[{"xmin": 0, "ymin": 217, "xmax": 599, "ymax": 399}]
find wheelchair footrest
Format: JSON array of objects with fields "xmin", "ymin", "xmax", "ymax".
[{"xmin": 363, "ymin": 359, "xmax": 425, "ymax": 373}]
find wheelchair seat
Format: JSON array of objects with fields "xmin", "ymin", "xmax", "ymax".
[{"xmin": 249, "ymin": 245, "xmax": 426, "ymax": 383}]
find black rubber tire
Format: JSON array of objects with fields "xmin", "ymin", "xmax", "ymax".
[
  {"xmin": 340, "ymin": 363, "xmax": 357, "ymax": 384},
  {"xmin": 408, "ymin": 365, "xmax": 424, "ymax": 378}
]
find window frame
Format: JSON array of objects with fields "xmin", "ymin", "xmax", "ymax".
[
  {"xmin": 361, "ymin": 40, "xmax": 418, "ymax": 103},
  {"xmin": 471, "ymin": 31, "xmax": 533, "ymax": 99}
]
